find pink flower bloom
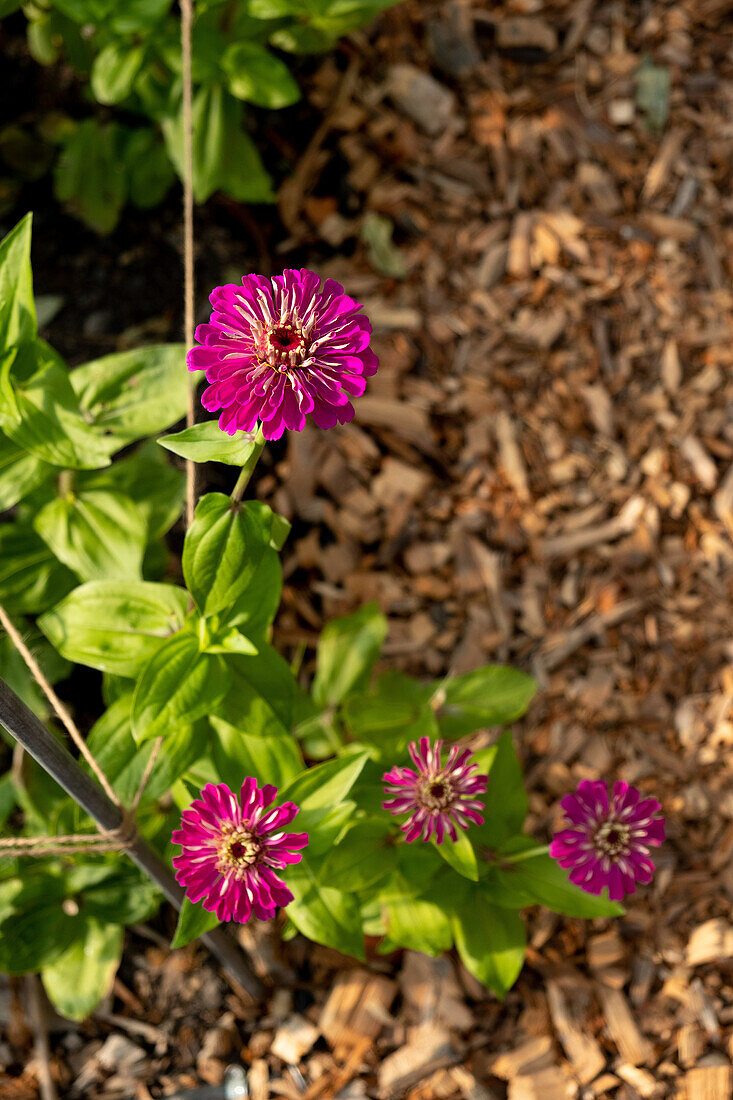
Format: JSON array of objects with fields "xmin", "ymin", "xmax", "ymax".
[
  {"xmin": 549, "ymin": 779, "xmax": 665, "ymax": 902},
  {"xmin": 382, "ymin": 738, "xmax": 488, "ymax": 844},
  {"xmin": 172, "ymin": 780, "xmax": 308, "ymax": 923},
  {"xmin": 187, "ymin": 269, "xmax": 378, "ymax": 441}
]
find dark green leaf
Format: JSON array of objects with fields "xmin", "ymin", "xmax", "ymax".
[
  {"xmin": 125, "ymin": 128, "xmax": 176, "ymax": 209},
  {"xmin": 54, "ymin": 120, "xmax": 127, "ymax": 234},
  {"xmin": 0, "ymin": 523, "xmax": 75, "ymax": 614},
  {"xmin": 171, "ymin": 897, "xmax": 220, "ymax": 948},
  {"xmin": 313, "ymin": 602, "xmax": 387, "ymax": 708},
  {"xmin": 319, "ymin": 819, "xmax": 396, "ymax": 891},
  {"xmin": 491, "ymin": 839, "xmax": 625, "ymax": 918},
  {"xmin": 39, "ymin": 579, "xmax": 190, "ymax": 677},
  {"xmin": 472, "ymin": 731, "xmax": 528, "ymax": 851},
  {"xmin": 437, "ymin": 666, "xmax": 536, "ymax": 739}
]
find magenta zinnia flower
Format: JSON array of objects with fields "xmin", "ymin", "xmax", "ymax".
[
  {"xmin": 187, "ymin": 269, "xmax": 378, "ymax": 441},
  {"xmin": 549, "ymin": 779, "xmax": 665, "ymax": 902},
  {"xmin": 382, "ymin": 738, "xmax": 488, "ymax": 844},
  {"xmin": 172, "ymin": 779, "xmax": 308, "ymax": 923}
]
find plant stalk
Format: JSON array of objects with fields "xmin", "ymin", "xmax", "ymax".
[
  {"xmin": 0, "ymin": 677, "xmax": 264, "ymax": 1001},
  {"xmin": 231, "ymin": 425, "xmax": 266, "ymax": 503},
  {"xmin": 497, "ymin": 844, "xmax": 550, "ymax": 865}
]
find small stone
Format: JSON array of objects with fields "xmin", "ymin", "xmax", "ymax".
[
  {"xmin": 387, "ymin": 64, "xmax": 457, "ymax": 135},
  {"xmin": 270, "ymin": 1014, "xmax": 319, "ymax": 1064},
  {"xmin": 496, "ymin": 17, "xmax": 558, "ymax": 54},
  {"xmin": 609, "ymin": 98, "xmax": 635, "ymax": 125}
]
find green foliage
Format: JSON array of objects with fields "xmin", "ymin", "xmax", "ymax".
[
  {"xmin": 160, "ymin": 422, "xmax": 260, "ymax": 466},
  {"xmin": 171, "ymin": 897, "xmax": 220, "ymax": 949}
]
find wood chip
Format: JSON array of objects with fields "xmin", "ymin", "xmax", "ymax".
[
  {"xmin": 320, "ymin": 970, "xmax": 397, "ymax": 1053},
  {"xmin": 596, "ymin": 985, "xmax": 654, "ymax": 1067},
  {"xmin": 546, "ymin": 979, "xmax": 605, "ymax": 1085}
]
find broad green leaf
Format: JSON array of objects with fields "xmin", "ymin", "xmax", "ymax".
[
  {"xmin": 343, "ymin": 670, "xmax": 434, "ymax": 753},
  {"xmin": 0, "ymin": 213, "xmax": 35, "ymax": 347},
  {"xmin": 79, "ymin": 439, "xmax": 185, "ymax": 540},
  {"xmin": 313, "ymin": 602, "xmax": 387, "ymax": 708},
  {"xmin": 0, "ymin": 872, "xmax": 76, "ymax": 973},
  {"xmin": 286, "ymin": 862, "xmax": 365, "ymax": 959},
  {"xmin": 227, "ymin": 548, "xmax": 282, "ymax": 640},
  {"xmin": 381, "ymin": 886, "xmax": 453, "ymax": 956},
  {"xmin": 434, "ymin": 830, "xmax": 479, "ymax": 882},
  {"xmin": 0, "ymin": 347, "xmax": 114, "ymax": 469},
  {"xmin": 38, "ymin": 579, "xmax": 189, "ymax": 677},
  {"xmin": 437, "ymin": 666, "xmax": 537, "ymax": 739},
  {"xmin": 451, "ymin": 892, "xmax": 525, "ymax": 996},
  {"xmin": 33, "ymin": 489, "xmax": 148, "ymax": 581},
  {"xmin": 211, "ymin": 717, "xmax": 302, "ymax": 788},
  {"xmin": 473, "ymin": 730, "xmax": 528, "ymax": 849},
  {"xmin": 54, "ymin": 120, "xmax": 127, "ymax": 234},
  {"xmin": 319, "ymin": 819, "xmax": 396, "ymax": 891},
  {"xmin": 159, "ymin": 421, "xmax": 259, "ymax": 466},
  {"xmin": 0, "ymin": 1, "xmax": 24, "ymax": 16},
  {"xmin": 0, "ymin": 523, "xmax": 75, "ymax": 614},
  {"xmin": 183, "ymin": 493, "xmax": 271, "ymax": 617},
  {"xmin": 171, "ymin": 897, "xmax": 220, "ymax": 949},
  {"xmin": 0, "ymin": 629, "xmax": 70, "ymax": 721},
  {"xmin": 74, "ymin": 863, "xmax": 159, "ymax": 924},
  {"xmin": 132, "ymin": 630, "xmax": 230, "ymax": 742},
  {"xmin": 491, "ymin": 839, "xmax": 625, "ymax": 919},
  {"xmin": 216, "ymin": 643, "xmax": 296, "ymax": 735},
  {"xmin": 0, "ymin": 432, "xmax": 53, "ymax": 511},
  {"xmin": 71, "ymin": 344, "xmax": 188, "ymax": 442},
  {"xmin": 110, "ymin": 0, "xmax": 172, "ymax": 34},
  {"xmin": 87, "ymin": 696, "xmax": 208, "ymax": 804},
  {"xmin": 125, "ymin": 128, "xmax": 176, "ymax": 209},
  {"xmin": 161, "ymin": 84, "xmax": 274, "ymax": 204},
  {"xmin": 222, "ymin": 42, "xmax": 300, "ymax": 108},
  {"xmin": 91, "ymin": 42, "xmax": 146, "ymax": 104},
  {"xmin": 278, "ymin": 752, "xmax": 368, "ymax": 820},
  {"xmin": 41, "ymin": 920, "xmax": 123, "ymax": 1021}
]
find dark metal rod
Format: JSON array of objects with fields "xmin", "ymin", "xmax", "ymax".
[{"xmin": 0, "ymin": 677, "xmax": 264, "ymax": 1001}]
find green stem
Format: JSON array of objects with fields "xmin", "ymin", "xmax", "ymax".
[
  {"xmin": 230, "ymin": 424, "xmax": 265, "ymax": 503},
  {"xmin": 498, "ymin": 844, "xmax": 550, "ymax": 865}
]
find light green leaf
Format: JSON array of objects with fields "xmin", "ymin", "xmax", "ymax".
[
  {"xmin": 183, "ymin": 493, "xmax": 272, "ymax": 617},
  {"xmin": 313, "ymin": 602, "xmax": 387, "ymax": 708},
  {"xmin": 319, "ymin": 819, "xmax": 396, "ymax": 891},
  {"xmin": 0, "ymin": 213, "xmax": 35, "ymax": 347},
  {"xmin": 171, "ymin": 897, "xmax": 220, "ymax": 949},
  {"xmin": 278, "ymin": 752, "xmax": 368, "ymax": 821},
  {"xmin": 91, "ymin": 42, "xmax": 146, "ymax": 104},
  {"xmin": 217, "ymin": 644, "xmax": 295, "ymax": 736},
  {"xmin": 437, "ymin": 666, "xmax": 537, "ymax": 738},
  {"xmin": 451, "ymin": 892, "xmax": 525, "ymax": 996},
  {"xmin": 434, "ymin": 830, "xmax": 479, "ymax": 882},
  {"xmin": 33, "ymin": 489, "xmax": 148, "ymax": 581},
  {"xmin": 0, "ymin": 347, "xmax": 115, "ymax": 469},
  {"xmin": 41, "ymin": 920, "xmax": 123, "ymax": 1021},
  {"xmin": 212, "ymin": 717, "xmax": 303, "ymax": 789},
  {"xmin": 159, "ymin": 421, "xmax": 259, "ymax": 466},
  {"xmin": 71, "ymin": 344, "xmax": 188, "ymax": 443},
  {"xmin": 132, "ymin": 630, "xmax": 231, "ymax": 742},
  {"xmin": 491, "ymin": 839, "xmax": 625, "ymax": 919},
  {"xmin": 38, "ymin": 579, "xmax": 190, "ymax": 677},
  {"xmin": 0, "ymin": 431, "xmax": 53, "ymax": 510},
  {"xmin": 79, "ymin": 439, "xmax": 185, "ymax": 540},
  {"xmin": 473, "ymin": 730, "xmax": 528, "ymax": 849},
  {"xmin": 286, "ymin": 862, "xmax": 365, "ymax": 959},
  {"xmin": 222, "ymin": 42, "xmax": 300, "ymax": 107},
  {"xmin": 381, "ymin": 887, "xmax": 453, "ymax": 956}
]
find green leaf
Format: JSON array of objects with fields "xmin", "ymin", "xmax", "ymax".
[
  {"xmin": 161, "ymin": 84, "xmax": 274, "ymax": 204},
  {"xmin": 125, "ymin": 128, "xmax": 176, "ymax": 209},
  {"xmin": 0, "ymin": 872, "xmax": 76, "ymax": 974},
  {"xmin": 434, "ymin": 830, "xmax": 479, "ymax": 882},
  {"xmin": 278, "ymin": 752, "xmax": 368, "ymax": 822},
  {"xmin": 0, "ymin": 1, "xmax": 24, "ymax": 17},
  {"xmin": 171, "ymin": 897, "xmax": 220, "ymax": 948},
  {"xmin": 343, "ymin": 671, "xmax": 434, "ymax": 754},
  {"xmin": 0, "ymin": 523, "xmax": 75, "ymax": 614},
  {"xmin": 286, "ymin": 862, "xmax": 365, "ymax": 959},
  {"xmin": 0, "ymin": 213, "xmax": 35, "ymax": 347},
  {"xmin": 0, "ymin": 346, "xmax": 114, "ymax": 469},
  {"xmin": 33, "ymin": 489, "xmax": 148, "ymax": 582},
  {"xmin": 473, "ymin": 730, "xmax": 528, "ymax": 849},
  {"xmin": 437, "ymin": 666, "xmax": 537, "ymax": 739},
  {"xmin": 87, "ymin": 695, "xmax": 209, "ymax": 804},
  {"xmin": 451, "ymin": 892, "xmax": 525, "ymax": 996},
  {"xmin": 91, "ymin": 42, "xmax": 146, "ymax": 104},
  {"xmin": 41, "ymin": 920, "xmax": 123, "ymax": 1021},
  {"xmin": 0, "ymin": 432, "xmax": 53, "ymax": 511},
  {"xmin": 71, "ymin": 344, "xmax": 188, "ymax": 443},
  {"xmin": 217, "ymin": 644, "xmax": 295, "ymax": 735},
  {"xmin": 38, "ymin": 579, "xmax": 190, "ymax": 677},
  {"xmin": 319, "ymin": 819, "xmax": 396, "ymax": 891},
  {"xmin": 73, "ymin": 863, "xmax": 159, "ymax": 924},
  {"xmin": 132, "ymin": 630, "xmax": 230, "ymax": 742},
  {"xmin": 0, "ymin": 629, "xmax": 70, "ymax": 721},
  {"xmin": 635, "ymin": 58, "xmax": 670, "ymax": 132},
  {"xmin": 79, "ymin": 439, "xmax": 185, "ymax": 540},
  {"xmin": 222, "ymin": 42, "xmax": 300, "ymax": 108},
  {"xmin": 183, "ymin": 493, "xmax": 271, "ymax": 617},
  {"xmin": 159, "ymin": 421, "xmax": 260, "ymax": 466},
  {"xmin": 313, "ymin": 602, "xmax": 387, "ymax": 708},
  {"xmin": 54, "ymin": 120, "xmax": 127, "ymax": 234},
  {"xmin": 361, "ymin": 212, "xmax": 406, "ymax": 279},
  {"xmin": 211, "ymin": 717, "xmax": 303, "ymax": 789},
  {"xmin": 491, "ymin": 840, "xmax": 625, "ymax": 919},
  {"xmin": 381, "ymin": 885, "xmax": 453, "ymax": 956},
  {"xmin": 227, "ymin": 547, "xmax": 282, "ymax": 640}
]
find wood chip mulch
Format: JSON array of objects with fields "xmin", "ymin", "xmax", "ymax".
[{"xmin": 3, "ymin": 0, "xmax": 733, "ymax": 1097}]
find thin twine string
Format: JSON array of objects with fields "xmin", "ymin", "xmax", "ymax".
[
  {"xmin": 181, "ymin": 0, "xmax": 196, "ymax": 528},
  {"xmin": 0, "ymin": 603, "xmax": 161, "ymax": 857}
]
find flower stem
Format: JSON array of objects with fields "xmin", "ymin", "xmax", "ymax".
[
  {"xmin": 498, "ymin": 844, "xmax": 550, "ymax": 865},
  {"xmin": 230, "ymin": 425, "xmax": 265, "ymax": 503}
]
